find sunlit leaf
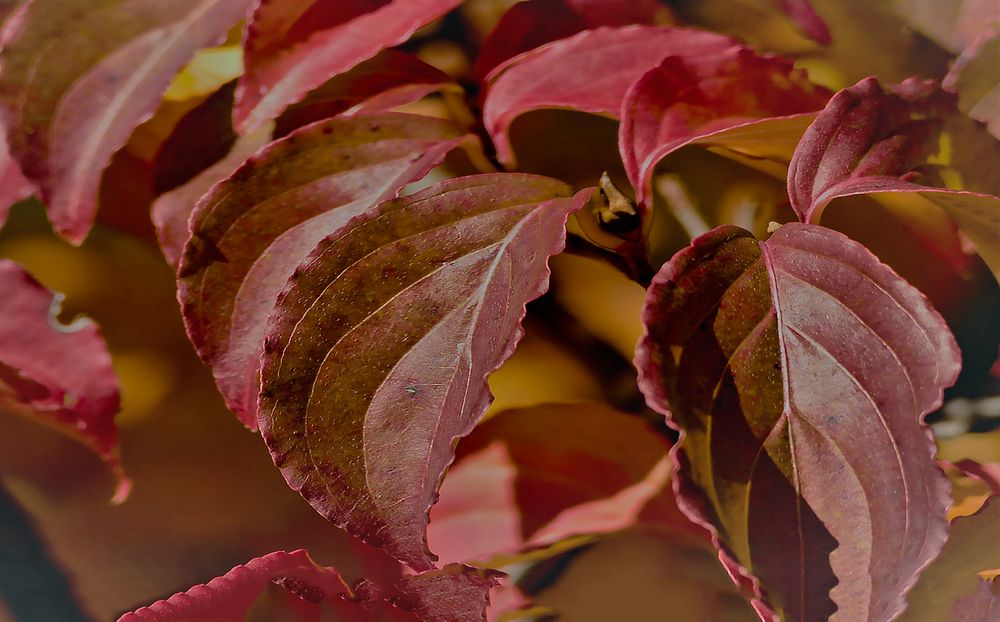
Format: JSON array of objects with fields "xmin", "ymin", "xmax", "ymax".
[
  {"xmin": 0, "ymin": 260, "xmax": 127, "ymax": 501},
  {"xmin": 258, "ymin": 174, "xmax": 590, "ymax": 569},
  {"xmin": 178, "ymin": 113, "xmax": 474, "ymax": 428},
  {"xmin": 944, "ymin": 28, "xmax": 1000, "ymax": 140},
  {"xmin": 891, "ymin": 0, "xmax": 999, "ymax": 53},
  {"xmin": 636, "ymin": 224, "xmax": 960, "ymax": 620},
  {"xmin": 0, "ymin": 0, "xmax": 252, "ymax": 244},
  {"xmin": 235, "ymin": 0, "xmax": 463, "ymax": 133}
]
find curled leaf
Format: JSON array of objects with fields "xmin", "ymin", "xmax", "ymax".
[
  {"xmin": 636, "ymin": 224, "xmax": 959, "ymax": 620},
  {"xmin": 482, "ymin": 25, "xmax": 737, "ymax": 166},
  {"xmin": 0, "ymin": 0, "xmax": 252, "ymax": 243},
  {"xmin": 258, "ymin": 174, "xmax": 590, "ymax": 570},
  {"xmin": 619, "ymin": 47, "xmax": 828, "ymax": 209},
  {"xmin": 235, "ymin": 0, "xmax": 463, "ymax": 133},
  {"xmin": 0, "ymin": 260, "xmax": 127, "ymax": 501},
  {"xmin": 178, "ymin": 113, "xmax": 473, "ymax": 427}
]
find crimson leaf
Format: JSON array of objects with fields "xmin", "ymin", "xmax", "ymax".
[
  {"xmin": 258, "ymin": 174, "xmax": 590, "ymax": 570},
  {"xmin": 788, "ymin": 77, "xmax": 1000, "ymax": 280},
  {"xmin": 178, "ymin": 113, "xmax": 474, "ymax": 428},
  {"xmin": 235, "ymin": 0, "xmax": 462, "ymax": 133},
  {"xmin": 0, "ymin": 260, "xmax": 127, "ymax": 501},
  {"xmin": 0, "ymin": 0, "xmax": 251, "ymax": 244},
  {"xmin": 636, "ymin": 223, "xmax": 960, "ymax": 620}
]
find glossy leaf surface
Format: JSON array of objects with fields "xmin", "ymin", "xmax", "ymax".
[
  {"xmin": 0, "ymin": 0, "xmax": 252, "ymax": 243},
  {"xmin": 620, "ymin": 48, "xmax": 828, "ymax": 208},
  {"xmin": 0, "ymin": 260, "xmax": 126, "ymax": 500},
  {"xmin": 178, "ymin": 113, "xmax": 472, "ymax": 427},
  {"xmin": 482, "ymin": 25, "xmax": 737, "ymax": 165},
  {"xmin": 258, "ymin": 174, "xmax": 590, "ymax": 570},
  {"xmin": 235, "ymin": 0, "xmax": 462, "ymax": 133},
  {"xmin": 636, "ymin": 224, "xmax": 960, "ymax": 621}
]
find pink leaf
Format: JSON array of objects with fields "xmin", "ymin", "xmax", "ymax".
[
  {"xmin": 235, "ymin": 0, "xmax": 463, "ymax": 134},
  {"xmin": 619, "ymin": 48, "xmax": 829, "ymax": 209},
  {"xmin": 428, "ymin": 402, "xmax": 692, "ymax": 566},
  {"xmin": 0, "ymin": 260, "xmax": 127, "ymax": 501},
  {"xmin": 636, "ymin": 224, "xmax": 960, "ymax": 620},
  {"xmin": 951, "ymin": 579, "xmax": 1000, "ymax": 622},
  {"xmin": 0, "ymin": 0, "xmax": 252, "ymax": 244},
  {"xmin": 788, "ymin": 77, "xmax": 1000, "ymax": 280},
  {"xmin": 777, "ymin": 0, "xmax": 831, "ymax": 45},
  {"xmin": 473, "ymin": 0, "xmax": 672, "ymax": 80},
  {"xmin": 481, "ymin": 25, "xmax": 737, "ymax": 166},
  {"xmin": 258, "ymin": 174, "xmax": 591, "ymax": 570},
  {"xmin": 178, "ymin": 113, "xmax": 473, "ymax": 428},
  {"xmin": 0, "ymin": 125, "xmax": 33, "ymax": 228}
]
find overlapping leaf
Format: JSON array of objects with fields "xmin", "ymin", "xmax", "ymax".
[
  {"xmin": 258, "ymin": 174, "xmax": 591, "ymax": 570},
  {"xmin": 473, "ymin": 0, "xmax": 672, "ymax": 80},
  {"xmin": 636, "ymin": 223, "xmax": 960, "ymax": 620},
  {"xmin": 0, "ymin": 0, "xmax": 252, "ymax": 244},
  {"xmin": 428, "ymin": 402, "xmax": 692, "ymax": 566},
  {"xmin": 619, "ymin": 47, "xmax": 829, "ymax": 209},
  {"xmin": 0, "ymin": 260, "xmax": 127, "ymax": 501},
  {"xmin": 178, "ymin": 113, "xmax": 474, "ymax": 427},
  {"xmin": 118, "ymin": 549, "xmax": 500, "ymax": 622},
  {"xmin": 944, "ymin": 28, "xmax": 1000, "ymax": 140},
  {"xmin": 789, "ymin": 77, "xmax": 1000, "ymax": 281},
  {"xmin": 891, "ymin": 0, "xmax": 999, "ymax": 53},
  {"xmin": 235, "ymin": 0, "xmax": 462, "ymax": 133},
  {"xmin": 481, "ymin": 25, "xmax": 737, "ymax": 166},
  {"xmin": 0, "ymin": 127, "xmax": 33, "ymax": 228}
]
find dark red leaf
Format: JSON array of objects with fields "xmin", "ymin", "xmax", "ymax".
[
  {"xmin": 482, "ymin": 25, "xmax": 737, "ymax": 166},
  {"xmin": 0, "ymin": 0, "xmax": 252, "ymax": 244},
  {"xmin": 178, "ymin": 113, "xmax": 474, "ymax": 428},
  {"xmin": 258, "ymin": 174, "xmax": 590, "ymax": 570},
  {"xmin": 235, "ymin": 0, "xmax": 462, "ymax": 133},
  {"xmin": 392, "ymin": 565, "xmax": 503, "ymax": 622},
  {"xmin": 788, "ymin": 77, "xmax": 1000, "ymax": 280},
  {"xmin": 636, "ymin": 224, "xmax": 960, "ymax": 620},
  {"xmin": 0, "ymin": 260, "xmax": 127, "ymax": 501},
  {"xmin": 473, "ymin": 0, "xmax": 672, "ymax": 80},
  {"xmin": 619, "ymin": 47, "xmax": 829, "ymax": 209}
]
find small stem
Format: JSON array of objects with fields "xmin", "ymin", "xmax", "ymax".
[{"xmin": 654, "ymin": 174, "xmax": 710, "ymax": 240}]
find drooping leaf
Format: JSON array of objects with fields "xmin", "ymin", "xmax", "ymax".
[
  {"xmin": 258, "ymin": 174, "xmax": 591, "ymax": 570},
  {"xmin": 235, "ymin": 0, "xmax": 463, "ymax": 133},
  {"xmin": 481, "ymin": 25, "xmax": 737, "ymax": 166},
  {"xmin": 899, "ymin": 496, "xmax": 1000, "ymax": 621},
  {"xmin": 273, "ymin": 49, "xmax": 457, "ymax": 139},
  {"xmin": 117, "ymin": 549, "xmax": 500, "ymax": 622},
  {"xmin": 472, "ymin": 0, "xmax": 672, "ymax": 80},
  {"xmin": 178, "ymin": 113, "xmax": 474, "ymax": 427},
  {"xmin": 619, "ymin": 47, "xmax": 829, "ymax": 209},
  {"xmin": 636, "ymin": 223, "xmax": 960, "ymax": 621},
  {"xmin": 788, "ymin": 77, "xmax": 1000, "ymax": 281},
  {"xmin": 428, "ymin": 402, "xmax": 690, "ymax": 566},
  {"xmin": 0, "ymin": 260, "xmax": 127, "ymax": 501},
  {"xmin": 0, "ymin": 0, "xmax": 252, "ymax": 244},
  {"xmin": 944, "ymin": 28, "xmax": 1000, "ymax": 141}
]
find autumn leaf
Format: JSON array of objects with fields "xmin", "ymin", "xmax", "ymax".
[
  {"xmin": 788, "ymin": 77, "xmax": 1000, "ymax": 281},
  {"xmin": 178, "ymin": 112, "xmax": 476, "ymax": 427},
  {"xmin": 0, "ymin": 0, "xmax": 252, "ymax": 244},
  {"xmin": 619, "ymin": 47, "xmax": 829, "ymax": 209},
  {"xmin": 235, "ymin": 0, "xmax": 462, "ymax": 134},
  {"xmin": 0, "ymin": 260, "xmax": 127, "ymax": 501},
  {"xmin": 482, "ymin": 25, "xmax": 737, "ymax": 166},
  {"xmin": 636, "ymin": 223, "xmax": 960, "ymax": 620},
  {"xmin": 258, "ymin": 174, "xmax": 591, "ymax": 570}
]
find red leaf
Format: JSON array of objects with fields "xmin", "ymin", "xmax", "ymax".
[
  {"xmin": 235, "ymin": 0, "xmax": 462, "ymax": 134},
  {"xmin": 178, "ymin": 113, "xmax": 473, "ymax": 428},
  {"xmin": 619, "ymin": 48, "xmax": 829, "ymax": 209},
  {"xmin": 274, "ymin": 49, "xmax": 456, "ymax": 139},
  {"xmin": 0, "ymin": 260, "xmax": 127, "ymax": 501},
  {"xmin": 258, "ymin": 174, "xmax": 590, "ymax": 570},
  {"xmin": 428, "ymin": 402, "xmax": 691, "ymax": 566},
  {"xmin": 0, "ymin": 0, "xmax": 252, "ymax": 244},
  {"xmin": 0, "ymin": 126, "xmax": 33, "ymax": 228},
  {"xmin": 117, "ymin": 549, "xmax": 499, "ymax": 622},
  {"xmin": 777, "ymin": 0, "xmax": 831, "ymax": 45},
  {"xmin": 472, "ymin": 0, "xmax": 672, "ymax": 81},
  {"xmin": 636, "ymin": 224, "xmax": 960, "ymax": 620},
  {"xmin": 481, "ymin": 25, "xmax": 737, "ymax": 166}
]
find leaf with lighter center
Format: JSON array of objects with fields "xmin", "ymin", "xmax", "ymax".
[
  {"xmin": 258, "ymin": 174, "xmax": 591, "ymax": 570},
  {"xmin": 636, "ymin": 223, "xmax": 960, "ymax": 621}
]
